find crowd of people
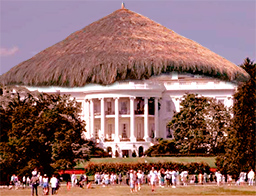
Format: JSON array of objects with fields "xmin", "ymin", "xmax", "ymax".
[
  {"xmin": 89, "ymin": 168, "xmax": 255, "ymax": 193},
  {"xmin": 90, "ymin": 168, "xmax": 255, "ymax": 192},
  {"xmin": 8, "ymin": 168, "xmax": 255, "ymax": 194},
  {"xmin": 9, "ymin": 168, "xmax": 60, "ymax": 196}
]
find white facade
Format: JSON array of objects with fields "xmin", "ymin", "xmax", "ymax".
[{"xmin": 27, "ymin": 73, "xmax": 236, "ymax": 157}]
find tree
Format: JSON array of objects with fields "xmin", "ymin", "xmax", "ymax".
[
  {"xmin": 0, "ymin": 89, "xmax": 89, "ymax": 181},
  {"xmin": 169, "ymin": 94, "xmax": 231, "ymax": 154},
  {"xmin": 145, "ymin": 139, "xmax": 178, "ymax": 156},
  {"xmin": 216, "ymin": 58, "xmax": 256, "ymax": 176}
]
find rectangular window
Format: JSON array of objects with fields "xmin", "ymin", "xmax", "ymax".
[
  {"xmin": 122, "ymin": 123, "xmax": 128, "ymax": 138},
  {"xmin": 77, "ymin": 102, "xmax": 82, "ymax": 113},
  {"xmin": 107, "ymin": 101, "xmax": 112, "ymax": 114},
  {"xmin": 95, "ymin": 125, "xmax": 100, "ymax": 139},
  {"xmin": 120, "ymin": 101, "xmax": 127, "ymax": 114},
  {"xmin": 166, "ymin": 126, "xmax": 172, "ymax": 138},
  {"xmin": 94, "ymin": 103, "xmax": 100, "ymax": 115},
  {"xmin": 150, "ymin": 123, "xmax": 155, "ymax": 138},
  {"xmin": 107, "ymin": 124, "xmax": 112, "ymax": 140},
  {"xmin": 137, "ymin": 123, "xmax": 142, "ymax": 139}
]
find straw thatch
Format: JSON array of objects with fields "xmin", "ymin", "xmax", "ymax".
[{"xmin": 0, "ymin": 7, "xmax": 249, "ymax": 87}]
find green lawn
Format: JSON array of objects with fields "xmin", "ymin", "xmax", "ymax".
[
  {"xmin": 1, "ymin": 184, "xmax": 256, "ymax": 196},
  {"xmin": 76, "ymin": 157, "xmax": 217, "ymax": 168}
]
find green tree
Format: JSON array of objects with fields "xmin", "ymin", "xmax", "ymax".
[
  {"xmin": 169, "ymin": 94, "xmax": 231, "ymax": 154},
  {"xmin": 0, "ymin": 89, "xmax": 89, "ymax": 181},
  {"xmin": 216, "ymin": 58, "xmax": 256, "ymax": 176},
  {"xmin": 145, "ymin": 139, "xmax": 178, "ymax": 156}
]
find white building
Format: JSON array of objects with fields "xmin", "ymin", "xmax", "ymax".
[
  {"xmin": 0, "ymin": 5, "xmax": 248, "ymax": 157},
  {"xmin": 27, "ymin": 73, "xmax": 235, "ymax": 157}
]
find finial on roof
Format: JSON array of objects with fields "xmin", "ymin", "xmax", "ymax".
[{"xmin": 121, "ymin": 2, "xmax": 125, "ymax": 9}]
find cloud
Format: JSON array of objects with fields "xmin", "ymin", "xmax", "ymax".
[{"xmin": 0, "ymin": 46, "xmax": 19, "ymax": 56}]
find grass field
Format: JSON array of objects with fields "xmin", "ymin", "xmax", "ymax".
[
  {"xmin": 76, "ymin": 157, "xmax": 217, "ymax": 168},
  {"xmin": 1, "ymin": 184, "xmax": 256, "ymax": 196}
]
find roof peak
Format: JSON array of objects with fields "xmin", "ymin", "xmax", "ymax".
[{"xmin": 121, "ymin": 2, "xmax": 125, "ymax": 9}]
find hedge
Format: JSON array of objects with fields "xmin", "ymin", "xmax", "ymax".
[{"xmin": 84, "ymin": 161, "xmax": 210, "ymax": 176}]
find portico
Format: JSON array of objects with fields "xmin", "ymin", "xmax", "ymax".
[{"xmin": 87, "ymin": 96, "xmax": 159, "ymax": 140}]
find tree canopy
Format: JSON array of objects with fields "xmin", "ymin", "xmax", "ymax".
[
  {"xmin": 216, "ymin": 58, "xmax": 256, "ymax": 176},
  {"xmin": 0, "ymin": 88, "xmax": 89, "ymax": 180},
  {"xmin": 169, "ymin": 93, "xmax": 231, "ymax": 154},
  {"xmin": 145, "ymin": 139, "xmax": 178, "ymax": 156}
]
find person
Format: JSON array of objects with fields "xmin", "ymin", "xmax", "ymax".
[
  {"xmin": 78, "ymin": 174, "xmax": 85, "ymax": 188},
  {"xmin": 165, "ymin": 169, "xmax": 171, "ymax": 187},
  {"xmin": 227, "ymin": 174, "xmax": 233, "ymax": 186},
  {"xmin": 103, "ymin": 172, "xmax": 110, "ymax": 187},
  {"xmin": 248, "ymin": 169, "xmax": 255, "ymax": 186},
  {"xmin": 9, "ymin": 174, "xmax": 15, "ymax": 189},
  {"xmin": 26, "ymin": 176, "xmax": 31, "ymax": 187},
  {"xmin": 31, "ymin": 173, "xmax": 39, "ymax": 196},
  {"xmin": 50, "ymin": 174, "xmax": 58, "ymax": 195},
  {"xmin": 180, "ymin": 171, "xmax": 188, "ymax": 186},
  {"xmin": 159, "ymin": 168, "xmax": 165, "ymax": 187},
  {"xmin": 42, "ymin": 174, "xmax": 49, "ymax": 195},
  {"xmin": 137, "ymin": 170, "xmax": 142, "ymax": 191},
  {"xmin": 215, "ymin": 171, "xmax": 222, "ymax": 186},
  {"xmin": 199, "ymin": 173, "xmax": 203, "ymax": 184},
  {"xmin": 22, "ymin": 176, "xmax": 26, "ymax": 189},
  {"xmin": 171, "ymin": 170, "xmax": 177, "ymax": 188},
  {"xmin": 238, "ymin": 172, "xmax": 246, "ymax": 186},
  {"xmin": 118, "ymin": 173, "xmax": 122, "ymax": 185},
  {"xmin": 129, "ymin": 170, "xmax": 136, "ymax": 193},
  {"xmin": 71, "ymin": 173, "xmax": 77, "ymax": 187},
  {"xmin": 149, "ymin": 167, "xmax": 158, "ymax": 192}
]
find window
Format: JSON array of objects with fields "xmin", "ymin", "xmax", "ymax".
[
  {"xmin": 120, "ymin": 101, "xmax": 127, "ymax": 114},
  {"xmin": 95, "ymin": 125, "xmax": 100, "ymax": 139},
  {"xmin": 107, "ymin": 101, "xmax": 112, "ymax": 114},
  {"xmin": 107, "ymin": 124, "xmax": 112, "ymax": 140},
  {"xmin": 150, "ymin": 123, "xmax": 155, "ymax": 138},
  {"xmin": 137, "ymin": 123, "xmax": 142, "ymax": 139},
  {"xmin": 94, "ymin": 103, "xmax": 100, "ymax": 115},
  {"xmin": 122, "ymin": 124, "xmax": 128, "ymax": 139},
  {"xmin": 166, "ymin": 126, "xmax": 172, "ymax": 138},
  {"xmin": 77, "ymin": 102, "xmax": 82, "ymax": 113}
]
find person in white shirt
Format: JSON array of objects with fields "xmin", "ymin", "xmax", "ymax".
[
  {"xmin": 248, "ymin": 169, "xmax": 255, "ymax": 186},
  {"xmin": 171, "ymin": 170, "xmax": 177, "ymax": 188},
  {"xmin": 71, "ymin": 173, "xmax": 76, "ymax": 187},
  {"xmin": 215, "ymin": 171, "xmax": 222, "ymax": 186},
  {"xmin": 180, "ymin": 171, "xmax": 188, "ymax": 186},
  {"xmin": 137, "ymin": 170, "xmax": 143, "ymax": 190},
  {"xmin": 42, "ymin": 174, "xmax": 49, "ymax": 195},
  {"xmin": 50, "ymin": 175, "xmax": 58, "ymax": 195},
  {"xmin": 149, "ymin": 167, "xmax": 158, "ymax": 192}
]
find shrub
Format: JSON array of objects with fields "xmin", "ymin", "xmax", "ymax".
[{"xmin": 84, "ymin": 161, "xmax": 210, "ymax": 176}]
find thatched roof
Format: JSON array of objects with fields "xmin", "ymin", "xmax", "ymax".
[{"xmin": 0, "ymin": 7, "xmax": 249, "ymax": 87}]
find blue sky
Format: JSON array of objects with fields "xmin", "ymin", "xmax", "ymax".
[{"xmin": 0, "ymin": 0, "xmax": 255, "ymax": 75}]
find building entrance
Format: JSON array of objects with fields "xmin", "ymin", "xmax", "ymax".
[{"xmin": 122, "ymin": 150, "xmax": 129, "ymax": 158}]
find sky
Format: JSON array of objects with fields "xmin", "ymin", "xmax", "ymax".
[{"xmin": 0, "ymin": 0, "xmax": 255, "ymax": 75}]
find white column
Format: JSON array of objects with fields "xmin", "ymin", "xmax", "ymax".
[
  {"xmin": 100, "ymin": 98, "xmax": 105, "ymax": 140},
  {"xmin": 154, "ymin": 98, "xmax": 159, "ymax": 138},
  {"xmin": 90, "ymin": 99, "xmax": 95, "ymax": 138},
  {"xmin": 114, "ymin": 97, "xmax": 120, "ymax": 142},
  {"xmin": 144, "ymin": 97, "xmax": 149, "ymax": 141},
  {"xmin": 84, "ymin": 99, "xmax": 90, "ymax": 139},
  {"xmin": 130, "ymin": 97, "xmax": 136, "ymax": 142}
]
